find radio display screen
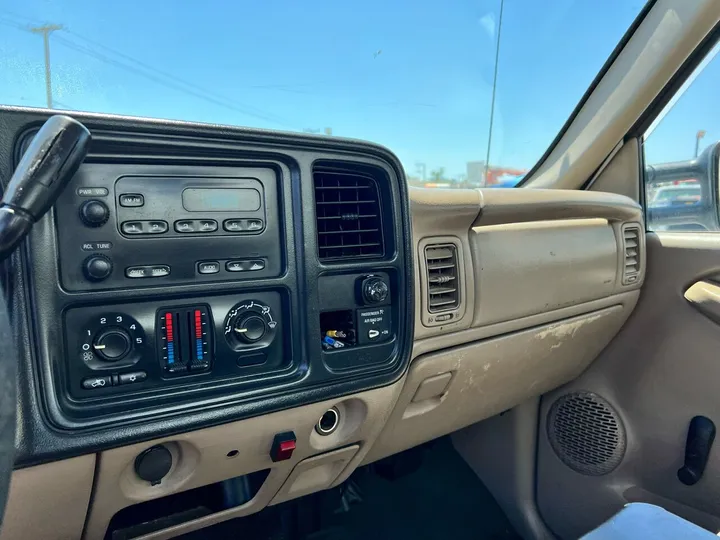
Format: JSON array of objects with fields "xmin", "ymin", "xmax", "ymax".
[{"xmin": 182, "ymin": 188, "xmax": 261, "ymax": 212}]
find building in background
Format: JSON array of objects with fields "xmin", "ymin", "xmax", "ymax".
[
  {"xmin": 466, "ymin": 161, "xmax": 486, "ymax": 187},
  {"xmin": 485, "ymin": 166, "xmax": 527, "ymax": 187}
]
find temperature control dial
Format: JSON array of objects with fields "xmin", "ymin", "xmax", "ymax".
[
  {"xmin": 80, "ymin": 313, "xmax": 146, "ymax": 370},
  {"xmin": 224, "ymin": 301, "xmax": 278, "ymax": 350},
  {"xmin": 234, "ymin": 314, "xmax": 267, "ymax": 343}
]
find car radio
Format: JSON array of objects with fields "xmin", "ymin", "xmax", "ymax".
[{"xmin": 53, "ymin": 164, "xmax": 283, "ymax": 291}]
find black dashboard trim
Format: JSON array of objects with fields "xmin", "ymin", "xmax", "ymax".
[{"xmin": 0, "ymin": 106, "xmax": 414, "ymax": 468}]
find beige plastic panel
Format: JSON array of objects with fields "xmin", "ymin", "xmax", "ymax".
[
  {"xmin": 409, "ymin": 187, "xmax": 643, "ymax": 341},
  {"xmin": 84, "ymin": 382, "xmax": 401, "ymax": 540},
  {"xmin": 270, "ymin": 445, "xmax": 360, "ymax": 505},
  {"xmin": 364, "ymin": 303, "xmax": 634, "ymax": 465},
  {"xmin": 475, "ymin": 188, "xmax": 642, "ymax": 226},
  {"xmin": 410, "ymin": 187, "xmax": 480, "ymax": 339},
  {"xmin": 536, "ymin": 233, "xmax": 720, "ymax": 538},
  {"xmin": 0, "ymin": 454, "xmax": 95, "ymax": 540},
  {"xmin": 588, "ymin": 138, "xmax": 641, "ymax": 202},
  {"xmin": 469, "ymin": 219, "xmax": 619, "ymax": 327}
]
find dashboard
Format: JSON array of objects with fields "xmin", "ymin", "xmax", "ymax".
[
  {"xmin": 0, "ymin": 108, "xmax": 646, "ymax": 540},
  {"xmin": 7, "ymin": 114, "xmax": 413, "ymax": 463}
]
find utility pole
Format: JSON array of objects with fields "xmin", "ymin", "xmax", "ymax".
[
  {"xmin": 30, "ymin": 24, "xmax": 63, "ymax": 109},
  {"xmin": 695, "ymin": 130, "xmax": 706, "ymax": 158}
]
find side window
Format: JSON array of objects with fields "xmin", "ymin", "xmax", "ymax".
[{"xmin": 643, "ymin": 45, "xmax": 720, "ymax": 232}]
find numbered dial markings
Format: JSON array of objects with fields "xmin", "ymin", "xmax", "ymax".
[{"xmin": 80, "ymin": 313, "xmax": 146, "ymax": 370}]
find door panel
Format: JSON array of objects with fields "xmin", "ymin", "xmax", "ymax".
[{"xmin": 536, "ymin": 232, "xmax": 720, "ymax": 538}]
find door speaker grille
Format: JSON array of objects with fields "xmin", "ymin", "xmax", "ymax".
[{"xmin": 547, "ymin": 392, "xmax": 625, "ymax": 476}]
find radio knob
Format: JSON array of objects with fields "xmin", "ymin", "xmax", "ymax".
[
  {"xmin": 92, "ymin": 327, "xmax": 131, "ymax": 361},
  {"xmin": 79, "ymin": 199, "xmax": 109, "ymax": 227},
  {"xmin": 83, "ymin": 254, "xmax": 113, "ymax": 282}
]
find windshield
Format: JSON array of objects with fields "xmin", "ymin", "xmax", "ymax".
[{"xmin": 0, "ymin": 1, "xmax": 644, "ymax": 187}]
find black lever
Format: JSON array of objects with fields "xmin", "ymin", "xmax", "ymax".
[
  {"xmin": 678, "ymin": 415, "xmax": 716, "ymax": 486},
  {"xmin": 0, "ymin": 115, "xmax": 90, "ymax": 263}
]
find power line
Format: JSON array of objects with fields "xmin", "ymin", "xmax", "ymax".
[
  {"xmin": 65, "ymin": 29, "xmax": 313, "ymax": 96},
  {"xmin": 1, "ymin": 10, "xmax": 433, "ymax": 115},
  {"xmin": 52, "ymin": 34, "xmax": 294, "ymax": 127},
  {"xmin": 0, "ymin": 16, "xmax": 26, "ymax": 32},
  {"xmin": 62, "ymin": 29, "xmax": 296, "ymax": 124},
  {"xmin": 484, "ymin": 0, "xmax": 504, "ymax": 185},
  {"xmin": 0, "ymin": 15, "xmax": 295, "ymax": 128}
]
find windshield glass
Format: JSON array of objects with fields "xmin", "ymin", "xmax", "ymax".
[{"xmin": 0, "ymin": 1, "xmax": 644, "ymax": 187}]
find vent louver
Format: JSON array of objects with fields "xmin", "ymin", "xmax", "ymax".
[
  {"xmin": 622, "ymin": 224, "xmax": 641, "ymax": 285},
  {"xmin": 425, "ymin": 244, "xmax": 459, "ymax": 312},
  {"xmin": 314, "ymin": 167, "xmax": 384, "ymax": 261}
]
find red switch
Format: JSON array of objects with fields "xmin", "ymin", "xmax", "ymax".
[{"xmin": 271, "ymin": 431, "xmax": 296, "ymax": 462}]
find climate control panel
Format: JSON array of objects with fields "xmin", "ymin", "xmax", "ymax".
[{"xmin": 63, "ymin": 291, "xmax": 289, "ymax": 408}]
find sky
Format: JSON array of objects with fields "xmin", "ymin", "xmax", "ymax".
[{"xmin": 2, "ymin": 0, "xmax": 704, "ymax": 181}]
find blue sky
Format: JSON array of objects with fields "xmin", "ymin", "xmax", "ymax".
[{"xmin": 2, "ymin": 0, "xmax": 704, "ymax": 180}]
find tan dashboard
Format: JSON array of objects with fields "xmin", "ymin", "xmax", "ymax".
[{"xmin": 1, "ymin": 187, "xmax": 645, "ymax": 540}]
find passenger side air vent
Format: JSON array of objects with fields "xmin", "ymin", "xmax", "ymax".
[
  {"xmin": 314, "ymin": 167, "xmax": 384, "ymax": 261},
  {"xmin": 425, "ymin": 244, "xmax": 459, "ymax": 312},
  {"xmin": 622, "ymin": 224, "xmax": 641, "ymax": 285}
]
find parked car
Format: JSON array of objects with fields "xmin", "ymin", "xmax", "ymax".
[{"xmin": 649, "ymin": 183, "xmax": 702, "ymax": 208}]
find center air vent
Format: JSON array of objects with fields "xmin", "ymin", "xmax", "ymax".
[
  {"xmin": 314, "ymin": 167, "xmax": 384, "ymax": 262},
  {"xmin": 425, "ymin": 244, "xmax": 459, "ymax": 312},
  {"xmin": 622, "ymin": 224, "xmax": 641, "ymax": 285}
]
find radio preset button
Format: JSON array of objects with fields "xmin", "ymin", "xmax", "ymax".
[
  {"xmin": 123, "ymin": 221, "xmax": 168, "ymax": 235},
  {"xmin": 198, "ymin": 261, "xmax": 220, "ymax": 274},
  {"xmin": 122, "ymin": 221, "xmax": 144, "ymax": 234},
  {"xmin": 247, "ymin": 219, "xmax": 264, "ymax": 231},
  {"xmin": 147, "ymin": 221, "xmax": 168, "ymax": 234},
  {"xmin": 119, "ymin": 194, "xmax": 144, "ymax": 207},
  {"xmin": 198, "ymin": 220, "xmax": 218, "ymax": 232},
  {"xmin": 223, "ymin": 219, "xmax": 244, "ymax": 232},
  {"xmin": 175, "ymin": 220, "xmax": 196, "ymax": 233}
]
